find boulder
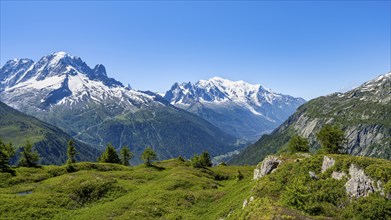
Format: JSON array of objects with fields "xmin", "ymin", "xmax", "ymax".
[
  {"xmin": 321, "ymin": 156, "xmax": 335, "ymax": 173},
  {"xmin": 253, "ymin": 156, "xmax": 281, "ymax": 180},
  {"xmin": 242, "ymin": 199, "xmax": 248, "ymax": 209},
  {"xmin": 309, "ymin": 171, "xmax": 319, "ymax": 180}
]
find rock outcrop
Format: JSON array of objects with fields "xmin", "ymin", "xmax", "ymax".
[
  {"xmin": 321, "ymin": 156, "xmax": 335, "ymax": 173},
  {"xmin": 345, "ymin": 164, "xmax": 381, "ymax": 199},
  {"xmin": 253, "ymin": 156, "xmax": 281, "ymax": 180}
]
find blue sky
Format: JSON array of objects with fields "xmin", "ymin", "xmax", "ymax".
[{"xmin": 1, "ymin": 1, "xmax": 390, "ymax": 100}]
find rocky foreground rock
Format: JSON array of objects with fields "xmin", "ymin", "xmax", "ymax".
[
  {"xmin": 253, "ymin": 155, "xmax": 281, "ymax": 180},
  {"xmin": 254, "ymin": 154, "xmax": 390, "ymax": 200}
]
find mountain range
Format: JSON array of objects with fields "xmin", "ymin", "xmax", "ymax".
[
  {"xmin": 2, "ymin": 51, "xmax": 389, "ymax": 166},
  {"xmin": 164, "ymin": 77, "xmax": 305, "ymax": 141},
  {"xmin": 0, "ymin": 52, "xmax": 239, "ymax": 163},
  {"xmin": 230, "ymin": 72, "xmax": 391, "ymax": 165}
]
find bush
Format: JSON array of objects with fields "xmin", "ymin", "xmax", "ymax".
[
  {"xmin": 236, "ymin": 170, "xmax": 244, "ymax": 181},
  {"xmin": 191, "ymin": 151, "xmax": 212, "ymax": 168},
  {"xmin": 343, "ymin": 194, "xmax": 391, "ymax": 220},
  {"xmin": 281, "ymin": 178, "xmax": 309, "ymax": 211},
  {"xmin": 288, "ymin": 135, "xmax": 309, "ymax": 153},
  {"xmin": 68, "ymin": 178, "xmax": 122, "ymax": 205}
]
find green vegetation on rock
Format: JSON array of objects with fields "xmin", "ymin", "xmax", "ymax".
[{"xmin": 232, "ymin": 154, "xmax": 391, "ymax": 220}]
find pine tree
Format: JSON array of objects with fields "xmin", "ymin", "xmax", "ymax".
[
  {"xmin": 316, "ymin": 125, "xmax": 345, "ymax": 154},
  {"xmin": 119, "ymin": 146, "xmax": 133, "ymax": 166},
  {"xmin": 19, "ymin": 141, "xmax": 40, "ymax": 167},
  {"xmin": 0, "ymin": 139, "xmax": 15, "ymax": 171},
  {"xmin": 99, "ymin": 143, "xmax": 121, "ymax": 164},
  {"xmin": 200, "ymin": 151, "xmax": 212, "ymax": 167},
  {"xmin": 141, "ymin": 147, "xmax": 157, "ymax": 166},
  {"xmin": 66, "ymin": 140, "xmax": 77, "ymax": 165}
]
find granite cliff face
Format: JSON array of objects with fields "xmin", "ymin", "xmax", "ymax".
[{"xmin": 231, "ymin": 72, "xmax": 391, "ymax": 165}]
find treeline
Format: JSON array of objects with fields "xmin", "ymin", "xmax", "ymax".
[
  {"xmin": 0, "ymin": 139, "xmax": 160, "ymax": 170},
  {"xmin": 1, "ymin": 138, "xmax": 220, "ymax": 174}
]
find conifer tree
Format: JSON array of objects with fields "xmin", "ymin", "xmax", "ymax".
[
  {"xmin": 141, "ymin": 147, "xmax": 157, "ymax": 166},
  {"xmin": 316, "ymin": 125, "xmax": 345, "ymax": 154},
  {"xmin": 99, "ymin": 143, "xmax": 121, "ymax": 164},
  {"xmin": 0, "ymin": 139, "xmax": 15, "ymax": 171},
  {"xmin": 66, "ymin": 140, "xmax": 77, "ymax": 164},
  {"xmin": 19, "ymin": 141, "xmax": 40, "ymax": 167},
  {"xmin": 120, "ymin": 146, "xmax": 133, "ymax": 166}
]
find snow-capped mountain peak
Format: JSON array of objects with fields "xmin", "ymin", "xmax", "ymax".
[
  {"xmin": 0, "ymin": 52, "xmax": 159, "ymax": 110},
  {"xmin": 164, "ymin": 76, "xmax": 306, "ymax": 140},
  {"xmin": 164, "ymin": 77, "xmax": 298, "ymax": 107}
]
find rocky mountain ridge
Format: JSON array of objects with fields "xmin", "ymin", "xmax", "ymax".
[{"xmin": 230, "ymin": 72, "xmax": 391, "ymax": 165}]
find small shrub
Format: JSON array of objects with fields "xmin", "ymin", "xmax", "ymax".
[{"xmin": 236, "ymin": 170, "xmax": 244, "ymax": 181}]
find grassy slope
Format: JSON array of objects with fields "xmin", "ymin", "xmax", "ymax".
[
  {"xmin": 0, "ymin": 159, "xmax": 254, "ymax": 220},
  {"xmin": 0, "ymin": 155, "xmax": 389, "ymax": 219}
]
